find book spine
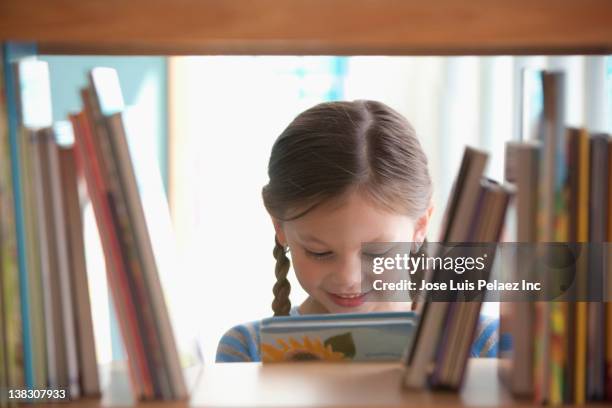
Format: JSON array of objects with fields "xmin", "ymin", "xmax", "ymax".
[
  {"xmin": 548, "ymin": 123, "xmax": 571, "ymax": 405},
  {"xmin": 0, "ymin": 260, "xmax": 6, "ymax": 407},
  {"xmin": 44, "ymin": 129, "xmax": 81, "ymax": 399},
  {"xmin": 70, "ymin": 111, "xmax": 144, "ymax": 398},
  {"xmin": 28, "ymin": 129, "xmax": 58, "ymax": 390},
  {"xmin": 404, "ymin": 148, "xmax": 488, "ymax": 390},
  {"xmin": 31, "ymin": 129, "xmax": 63, "ymax": 390},
  {"xmin": 519, "ymin": 144, "xmax": 538, "ymax": 397},
  {"xmin": 100, "ymin": 121, "xmax": 170, "ymax": 399},
  {"xmin": 574, "ymin": 128, "xmax": 590, "ymax": 404},
  {"xmin": 429, "ymin": 300, "xmax": 460, "ymax": 386},
  {"xmin": 83, "ymin": 84, "xmax": 159, "ymax": 399},
  {"xmin": 58, "ymin": 145, "xmax": 101, "ymax": 397},
  {"xmin": 607, "ymin": 138, "xmax": 612, "ymax": 401},
  {"xmin": 105, "ymin": 113, "xmax": 185, "ymax": 399},
  {"xmin": 587, "ymin": 134, "xmax": 609, "ymax": 400},
  {"xmin": 11, "ymin": 60, "xmax": 49, "ymax": 391},
  {"xmin": 456, "ymin": 185, "xmax": 511, "ymax": 389},
  {"xmin": 0, "ymin": 45, "xmax": 9, "ymax": 407},
  {"xmin": 564, "ymin": 129, "xmax": 580, "ymax": 405},
  {"xmin": 534, "ymin": 71, "xmax": 566, "ymax": 405},
  {"xmin": 1, "ymin": 48, "xmax": 25, "ymax": 396},
  {"xmin": 2, "ymin": 42, "xmax": 36, "ymax": 391},
  {"xmin": 550, "ymin": 72, "xmax": 568, "ymax": 407},
  {"xmin": 17, "ymin": 125, "xmax": 47, "ymax": 390}
]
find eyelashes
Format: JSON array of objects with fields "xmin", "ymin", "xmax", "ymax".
[
  {"xmin": 304, "ymin": 247, "xmax": 394, "ymax": 261},
  {"xmin": 305, "ymin": 249, "xmax": 334, "ymax": 260}
]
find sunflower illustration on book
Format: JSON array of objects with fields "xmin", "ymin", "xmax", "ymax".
[{"xmin": 261, "ymin": 332, "xmax": 356, "ymax": 362}]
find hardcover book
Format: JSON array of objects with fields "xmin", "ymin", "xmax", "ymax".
[{"xmin": 260, "ymin": 312, "xmax": 416, "ymax": 362}]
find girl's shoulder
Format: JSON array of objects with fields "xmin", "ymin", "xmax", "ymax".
[
  {"xmin": 471, "ymin": 314, "xmax": 502, "ymax": 357},
  {"xmin": 216, "ymin": 307, "xmax": 299, "ymax": 363},
  {"xmin": 216, "ymin": 320, "xmax": 261, "ymax": 363}
]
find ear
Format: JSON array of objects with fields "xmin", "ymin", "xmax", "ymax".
[
  {"xmin": 412, "ymin": 204, "xmax": 434, "ymax": 243},
  {"xmin": 271, "ymin": 216, "xmax": 288, "ymax": 247}
]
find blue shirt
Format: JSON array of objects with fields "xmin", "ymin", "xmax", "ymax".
[{"xmin": 216, "ymin": 307, "xmax": 502, "ymax": 362}]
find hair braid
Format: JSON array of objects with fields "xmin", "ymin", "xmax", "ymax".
[{"xmin": 272, "ymin": 236, "xmax": 291, "ymax": 316}]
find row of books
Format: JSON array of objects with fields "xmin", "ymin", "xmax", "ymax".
[
  {"xmin": 500, "ymin": 70, "xmax": 612, "ymax": 404},
  {"xmin": 403, "ymin": 146, "xmax": 512, "ymax": 390},
  {"xmin": 0, "ymin": 44, "xmax": 186, "ymax": 404},
  {"xmin": 1, "ymin": 61, "xmax": 103, "ymax": 405}
]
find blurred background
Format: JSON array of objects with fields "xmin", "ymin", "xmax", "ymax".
[{"xmin": 40, "ymin": 54, "xmax": 612, "ymax": 364}]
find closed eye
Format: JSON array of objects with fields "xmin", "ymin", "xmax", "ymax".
[{"xmin": 305, "ymin": 249, "xmax": 333, "ymax": 260}]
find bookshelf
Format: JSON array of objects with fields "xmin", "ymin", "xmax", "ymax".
[
  {"xmin": 1, "ymin": 1, "xmax": 610, "ymax": 407},
  {"xmin": 0, "ymin": 0, "xmax": 611, "ymax": 55}
]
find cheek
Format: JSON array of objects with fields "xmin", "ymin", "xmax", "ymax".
[
  {"xmin": 397, "ymin": 224, "xmax": 417, "ymax": 241},
  {"xmin": 290, "ymin": 252, "xmax": 329, "ymax": 290}
]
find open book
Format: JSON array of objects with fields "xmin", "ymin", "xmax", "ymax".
[{"xmin": 260, "ymin": 311, "xmax": 416, "ymax": 362}]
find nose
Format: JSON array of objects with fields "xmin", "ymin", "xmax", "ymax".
[{"xmin": 329, "ymin": 253, "xmax": 363, "ymax": 291}]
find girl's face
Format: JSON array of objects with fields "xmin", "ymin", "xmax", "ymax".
[{"xmin": 273, "ymin": 190, "xmax": 431, "ymax": 314}]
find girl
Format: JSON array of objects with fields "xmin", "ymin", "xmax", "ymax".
[{"xmin": 216, "ymin": 100, "xmax": 499, "ymax": 362}]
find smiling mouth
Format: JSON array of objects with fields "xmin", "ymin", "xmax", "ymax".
[
  {"xmin": 333, "ymin": 293, "xmax": 363, "ymax": 298},
  {"xmin": 327, "ymin": 291, "xmax": 371, "ymax": 307}
]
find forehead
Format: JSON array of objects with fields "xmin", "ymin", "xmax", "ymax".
[{"xmin": 283, "ymin": 190, "xmax": 414, "ymax": 247}]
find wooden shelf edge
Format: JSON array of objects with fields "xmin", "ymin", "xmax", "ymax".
[
  {"xmin": 26, "ymin": 359, "xmax": 606, "ymax": 407},
  {"xmin": 50, "ymin": 359, "xmax": 537, "ymax": 407},
  {"xmin": 2, "ymin": 0, "xmax": 612, "ymax": 56},
  {"xmin": 36, "ymin": 42, "xmax": 612, "ymax": 56}
]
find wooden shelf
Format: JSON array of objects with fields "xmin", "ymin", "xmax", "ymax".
[
  {"xmin": 37, "ymin": 359, "xmax": 547, "ymax": 407},
  {"xmin": 1, "ymin": 0, "xmax": 612, "ymax": 55}
]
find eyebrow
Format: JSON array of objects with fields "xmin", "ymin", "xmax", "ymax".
[
  {"xmin": 298, "ymin": 233, "xmax": 393, "ymax": 247},
  {"xmin": 298, "ymin": 234, "xmax": 331, "ymax": 247}
]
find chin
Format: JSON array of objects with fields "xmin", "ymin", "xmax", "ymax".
[
  {"xmin": 329, "ymin": 304, "xmax": 376, "ymax": 314},
  {"xmin": 326, "ymin": 301, "xmax": 408, "ymax": 314}
]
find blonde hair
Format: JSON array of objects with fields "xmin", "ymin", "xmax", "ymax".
[{"xmin": 262, "ymin": 100, "xmax": 432, "ymax": 315}]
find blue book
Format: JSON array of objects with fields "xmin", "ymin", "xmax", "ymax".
[
  {"xmin": 260, "ymin": 311, "xmax": 416, "ymax": 362},
  {"xmin": 3, "ymin": 42, "xmax": 38, "ymax": 390}
]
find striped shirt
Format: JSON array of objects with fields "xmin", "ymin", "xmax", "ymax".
[{"xmin": 216, "ymin": 307, "xmax": 502, "ymax": 362}]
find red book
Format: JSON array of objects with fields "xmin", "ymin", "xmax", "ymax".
[{"xmin": 70, "ymin": 110, "xmax": 152, "ymax": 399}]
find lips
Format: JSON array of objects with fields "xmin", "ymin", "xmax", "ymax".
[{"xmin": 327, "ymin": 291, "xmax": 369, "ymax": 308}]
